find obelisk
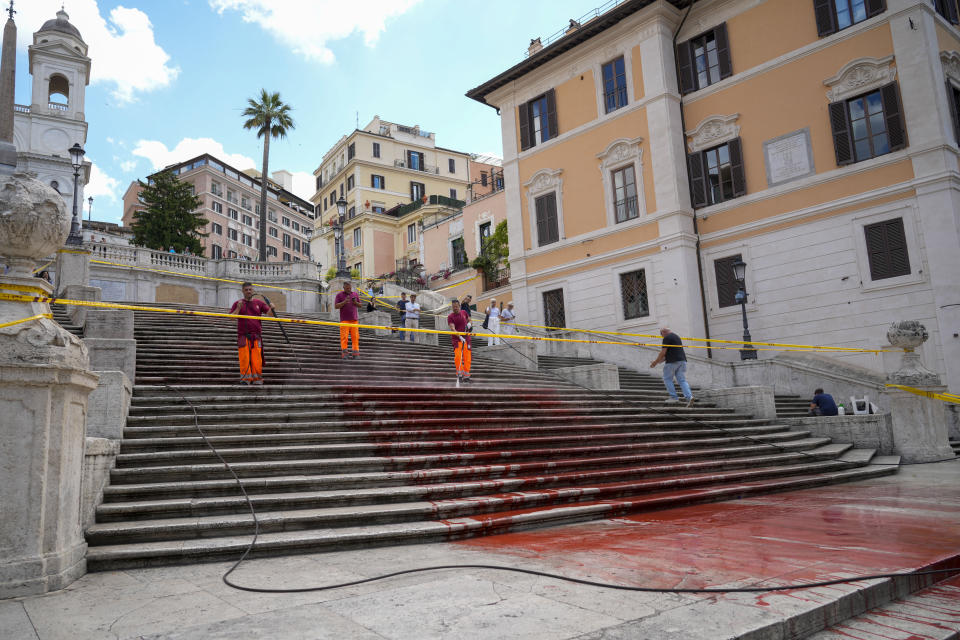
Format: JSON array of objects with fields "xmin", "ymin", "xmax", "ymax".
[{"xmin": 0, "ymin": 1, "xmax": 17, "ymax": 174}]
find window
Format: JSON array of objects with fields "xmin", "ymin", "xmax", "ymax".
[
  {"xmin": 602, "ymin": 56, "xmax": 628, "ymax": 113},
  {"xmin": 864, "ymin": 218, "xmax": 910, "ymax": 280},
  {"xmin": 292, "ymin": 221, "xmax": 300, "ymax": 232},
  {"xmin": 211, "ymin": 181, "xmax": 222, "ymax": 196},
  {"xmin": 496, "ymin": 175, "xmax": 504, "ymax": 190},
  {"xmin": 316, "ymin": 175, "xmax": 322, "ymax": 192},
  {"xmin": 347, "ymin": 142, "xmax": 355, "ymax": 160},
  {"xmin": 449, "ymin": 188, "xmax": 457, "ymax": 199},
  {"xmin": 283, "ymin": 233, "xmax": 291, "ymax": 248},
  {"xmin": 410, "ymin": 182, "xmax": 425, "ymax": 201},
  {"xmin": 481, "ymin": 172, "xmax": 488, "ymax": 187},
  {"xmin": 268, "ymin": 209, "xmax": 277, "ymax": 222},
  {"xmin": 534, "ymin": 193, "xmax": 560, "ymax": 246},
  {"xmin": 373, "ymin": 142, "xmax": 380, "ymax": 158},
  {"xmin": 242, "ymin": 234, "xmax": 253, "ymax": 247},
  {"xmin": 282, "ymin": 216, "xmax": 290, "ymax": 227},
  {"xmin": 814, "ymin": 0, "xmax": 885, "ymax": 37},
  {"xmin": 340, "ymin": 183, "xmax": 344, "ymax": 196},
  {"xmin": 611, "ymin": 165, "xmax": 639, "ymax": 223},
  {"xmin": 303, "ymin": 243, "xmax": 310, "ymax": 257},
  {"xmin": 241, "ymin": 197, "xmax": 250, "ymax": 210},
  {"xmin": 323, "ymin": 196, "xmax": 327, "ymax": 210},
  {"xmin": 713, "ymin": 254, "xmax": 742, "ymax": 308},
  {"xmin": 293, "ymin": 238, "xmax": 301, "ymax": 252},
  {"xmin": 687, "ymin": 138, "xmax": 746, "ymax": 208},
  {"xmin": 269, "ymin": 227, "xmax": 278, "ymax": 238},
  {"xmin": 228, "ymin": 228, "xmax": 238, "ymax": 241},
  {"xmin": 211, "ymin": 222, "xmax": 223, "ymax": 235},
  {"xmin": 242, "ymin": 215, "xmax": 253, "ymax": 226},
  {"xmin": 283, "ymin": 252, "xmax": 291, "ymax": 262},
  {"xmin": 407, "ymin": 150, "xmax": 425, "ymax": 171},
  {"xmin": 211, "ymin": 244, "xmax": 222, "ymax": 259},
  {"xmin": 448, "ymin": 158, "xmax": 456, "ymax": 173},
  {"xmin": 347, "ymin": 175, "xmax": 355, "ymax": 191},
  {"xmin": 348, "ymin": 206, "xmax": 356, "ymax": 219},
  {"xmin": 677, "ymin": 24, "xmax": 732, "ymax": 94},
  {"xmin": 829, "ymin": 83, "xmax": 906, "ymax": 165},
  {"xmin": 228, "ymin": 250, "xmax": 238, "ymax": 259},
  {"xmin": 229, "ymin": 208, "xmax": 238, "ymax": 220},
  {"xmin": 372, "ymin": 205, "xmax": 386, "ymax": 214},
  {"xmin": 407, "ymin": 223, "xmax": 417, "ymax": 244},
  {"xmin": 518, "ymin": 89, "xmax": 558, "ymax": 150},
  {"xmin": 212, "ymin": 201, "xmax": 223, "ymax": 214},
  {"xmin": 479, "ymin": 221, "xmax": 492, "ymax": 253},
  {"xmin": 268, "ymin": 246, "xmax": 277, "ymax": 257},
  {"xmin": 934, "ymin": 0, "xmax": 959, "ymax": 24},
  {"xmin": 353, "ymin": 228, "xmax": 362, "ymax": 247},
  {"xmin": 371, "ymin": 174, "xmax": 385, "ymax": 189},
  {"xmin": 353, "ymin": 262, "xmax": 363, "ymax": 277},
  {"xmin": 542, "ymin": 289, "xmax": 566, "ymax": 330},
  {"xmin": 948, "ymin": 83, "xmax": 960, "ymax": 144},
  {"xmin": 329, "ymin": 192, "xmax": 337, "ymax": 207},
  {"xmin": 452, "ymin": 237, "xmax": 468, "ymax": 269},
  {"xmin": 620, "ymin": 270, "xmax": 649, "ymax": 319}
]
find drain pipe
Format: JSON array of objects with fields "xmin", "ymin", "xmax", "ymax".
[{"xmin": 672, "ymin": 1, "xmax": 713, "ymax": 358}]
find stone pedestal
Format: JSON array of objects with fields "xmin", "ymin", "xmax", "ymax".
[
  {"xmin": 81, "ymin": 438, "xmax": 120, "ymax": 531},
  {"xmin": 477, "ymin": 341, "xmax": 538, "ymax": 371},
  {"xmin": 84, "ymin": 309, "xmax": 135, "ymax": 381},
  {"xmin": 86, "ymin": 370, "xmax": 132, "ymax": 440},
  {"xmin": 62, "ymin": 284, "xmax": 100, "ymax": 328},
  {"xmin": 697, "ymin": 386, "xmax": 777, "ymax": 420},
  {"xmin": 359, "ymin": 310, "xmax": 393, "ymax": 337},
  {"xmin": 550, "ymin": 363, "xmax": 621, "ymax": 390},
  {"xmin": 0, "ymin": 172, "xmax": 98, "ymax": 598},
  {"xmin": 55, "ymin": 246, "xmax": 91, "ymax": 292}
]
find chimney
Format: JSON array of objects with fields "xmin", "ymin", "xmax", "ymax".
[{"xmin": 528, "ymin": 38, "xmax": 542, "ymax": 56}]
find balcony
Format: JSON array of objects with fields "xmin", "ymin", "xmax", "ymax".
[
  {"xmin": 614, "ymin": 196, "xmax": 639, "ymax": 223},
  {"xmin": 393, "ymin": 159, "xmax": 440, "ymax": 174},
  {"xmin": 47, "ymin": 102, "xmax": 69, "ymax": 112}
]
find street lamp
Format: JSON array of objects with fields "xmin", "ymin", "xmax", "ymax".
[
  {"xmin": 333, "ymin": 195, "xmax": 349, "ymax": 278},
  {"xmin": 731, "ymin": 257, "xmax": 758, "ymax": 360},
  {"xmin": 87, "ymin": 196, "xmax": 93, "ymax": 222},
  {"xmin": 65, "ymin": 143, "xmax": 85, "ymax": 245}
]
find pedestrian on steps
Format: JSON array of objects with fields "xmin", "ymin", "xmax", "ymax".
[
  {"xmin": 649, "ymin": 327, "xmax": 694, "ymax": 407},
  {"xmin": 500, "ymin": 301, "xmax": 516, "ymax": 335},
  {"xmin": 485, "ymin": 298, "xmax": 501, "ymax": 346},
  {"xmin": 230, "ymin": 282, "xmax": 275, "ymax": 386},
  {"xmin": 405, "ymin": 293, "xmax": 421, "ymax": 343},
  {"xmin": 396, "ymin": 292, "xmax": 408, "ymax": 340},
  {"xmin": 335, "ymin": 281, "xmax": 362, "ymax": 359},
  {"xmin": 448, "ymin": 299, "xmax": 472, "ymax": 382}
]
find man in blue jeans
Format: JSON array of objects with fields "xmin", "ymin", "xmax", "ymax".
[{"xmin": 650, "ymin": 327, "xmax": 694, "ymax": 407}]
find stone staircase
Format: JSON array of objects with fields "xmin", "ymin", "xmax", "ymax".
[
  {"xmin": 50, "ymin": 302, "xmax": 84, "ymax": 338},
  {"xmin": 82, "ymin": 304, "xmax": 899, "ymax": 570}
]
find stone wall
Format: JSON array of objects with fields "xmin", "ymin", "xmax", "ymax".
[{"xmin": 781, "ymin": 415, "xmax": 895, "ymax": 455}]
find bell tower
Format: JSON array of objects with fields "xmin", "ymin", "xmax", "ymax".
[{"xmin": 13, "ymin": 7, "xmax": 90, "ymax": 211}]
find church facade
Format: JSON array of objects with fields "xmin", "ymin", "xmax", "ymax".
[{"xmin": 13, "ymin": 9, "xmax": 90, "ymax": 214}]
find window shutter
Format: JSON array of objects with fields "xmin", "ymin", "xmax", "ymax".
[
  {"xmin": 714, "ymin": 254, "xmax": 741, "ymax": 308},
  {"xmin": 545, "ymin": 88, "xmax": 559, "ymax": 139},
  {"xmin": 828, "ymin": 101, "xmax": 854, "ymax": 166},
  {"xmin": 714, "ymin": 23, "xmax": 733, "ymax": 80},
  {"xmin": 880, "ymin": 82, "xmax": 907, "ymax": 151},
  {"xmin": 676, "ymin": 41, "xmax": 695, "ymax": 94},
  {"xmin": 947, "ymin": 82, "xmax": 960, "ymax": 144},
  {"xmin": 813, "ymin": 0, "xmax": 837, "ymax": 37},
  {"xmin": 687, "ymin": 151, "xmax": 708, "ymax": 208},
  {"xmin": 727, "ymin": 137, "xmax": 746, "ymax": 197},
  {"xmin": 865, "ymin": 0, "xmax": 886, "ymax": 19},
  {"xmin": 518, "ymin": 102, "xmax": 531, "ymax": 151},
  {"xmin": 948, "ymin": 0, "xmax": 960, "ymax": 24},
  {"xmin": 884, "ymin": 218, "xmax": 910, "ymax": 277},
  {"xmin": 864, "ymin": 218, "xmax": 910, "ymax": 280}
]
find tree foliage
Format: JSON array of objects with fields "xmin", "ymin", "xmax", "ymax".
[
  {"xmin": 242, "ymin": 89, "xmax": 295, "ymax": 260},
  {"xmin": 470, "ymin": 220, "xmax": 509, "ymax": 280},
  {"xmin": 130, "ymin": 171, "xmax": 206, "ymax": 254}
]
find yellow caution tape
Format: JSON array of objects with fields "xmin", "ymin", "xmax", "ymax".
[
  {"xmin": 0, "ymin": 313, "xmax": 53, "ymax": 330},
  {"xmin": 32, "ymin": 260, "xmax": 54, "ymax": 275},
  {"xmin": 58, "ymin": 248, "xmax": 90, "ymax": 255},
  {"xmin": 884, "ymin": 384, "xmax": 960, "ymax": 404},
  {"xmin": 1, "ymin": 283, "xmax": 50, "ymax": 295}
]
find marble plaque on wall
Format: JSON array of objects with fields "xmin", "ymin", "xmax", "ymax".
[
  {"xmin": 90, "ymin": 279, "xmax": 127, "ymax": 301},
  {"xmin": 763, "ymin": 128, "xmax": 815, "ymax": 187}
]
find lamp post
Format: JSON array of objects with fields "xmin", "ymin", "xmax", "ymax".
[
  {"xmin": 65, "ymin": 143, "xmax": 85, "ymax": 245},
  {"xmin": 731, "ymin": 257, "xmax": 758, "ymax": 360},
  {"xmin": 87, "ymin": 196, "xmax": 93, "ymax": 222},
  {"xmin": 333, "ymin": 196, "xmax": 349, "ymax": 278}
]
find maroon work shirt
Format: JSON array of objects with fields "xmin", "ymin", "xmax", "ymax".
[
  {"xmin": 230, "ymin": 298, "xmax": 271, "ymax": 337},
  {"xmin": 447, "ymin": 309, "xmax": 471, "ymax": 348}
]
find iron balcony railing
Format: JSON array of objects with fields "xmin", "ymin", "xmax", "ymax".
[{"xmin": 615, "ymin": 195, "xmax": 639, "ymax": 223}]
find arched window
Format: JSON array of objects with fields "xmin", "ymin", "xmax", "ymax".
[
  {"xmin": 50, "ymin": 180, "xmax": 60, "ymax": 193},
  {"xmin": 48, "ymin": 74, "xmax": 69, "ymax": 107}
]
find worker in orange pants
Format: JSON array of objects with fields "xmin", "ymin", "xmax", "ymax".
[
  {"xmin": 447, "ymin": 298, "xmax": 472, "ymax": 382},
  {"xmin": 230, "ymin": 282, "xmax": 275, "ymax": 386},
  {"xmin": 334, "ymin": 281, "xmax": 362, "ymax": 358}
]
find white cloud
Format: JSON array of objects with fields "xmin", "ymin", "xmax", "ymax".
[
  {"xmin": 132, "ymin": 137, "xmax": 256, "ymax": 172},
  {"xmin": 208, "ymin": 0, "xmax": 422, "ymax": 64},
  {"xmin": 86, "ymin": 160, "xmax": 120, "ymax": 202},
  {"xmin": 120, "ymin": 159, "xmax": 138, "ymax": 173},
  {"xmin": 17, "ymin": 1, "xmax": 179, "ymax": 104},
  {"xmin": 290, "ymin": 171, "xmax": 316, "ymax": 201}
]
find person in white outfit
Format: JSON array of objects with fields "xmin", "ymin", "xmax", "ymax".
[
  {"xmin": 485, "ymin": 297, "xmax": 501, "ymax": 346},
  {"xmin": 405, "ymin": 293, "xmax": 421, "ymax": 343},
  {"xmin": 500, "ymin": 301, "xmax": 516, "ymax": 335}
]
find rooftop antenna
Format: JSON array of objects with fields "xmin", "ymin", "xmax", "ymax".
[{"xmin": 356, "ymin": 111, "xmax": 359, "ymax": 129}]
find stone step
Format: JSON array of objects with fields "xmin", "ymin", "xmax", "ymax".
[
  {"xmin": 108, "ymin": 430, "xmax": 813, "ymax": 483},
  {"xmin": 100, "ymin": 439, "xmax": 837, "ymax": 502},
  {"xmin": 85, "ymin": 463, "xmax": 896, "ymax": 571}
]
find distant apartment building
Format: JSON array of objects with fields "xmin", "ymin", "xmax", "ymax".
[
  {"xmin": 122, "ymin": 154, "xmax": 315, "ymax": 262},
  {"xmin": 468, "ymin": 0, "xmax": 960, "ymax": 392},
  {"xmin": 310, "ymin": 116, "xmax": 472, "ymax": 279}
]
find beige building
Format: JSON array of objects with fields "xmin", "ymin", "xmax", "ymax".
[
  {"xmin": 309, "ymin": 116, "xmax": 472, "ymax": 279},
  {"xmin": 122, "ymin": 154, "xmax": 315, "ymax": 263},
  {"xmin": 468, "ymin": 0, "xmax": 960, "ymax": 392}
]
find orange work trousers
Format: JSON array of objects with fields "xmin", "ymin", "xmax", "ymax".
[
  {"xmin": 238, "ymin": 337, "xmax": 263, "ymax": 383},
  {"xmin": 455, "ymin": 341, "xmax": 471, "ymax": 376},
  {"xmin": 340, "ymin": 320, "xmax": 359, "ymax": 352}
]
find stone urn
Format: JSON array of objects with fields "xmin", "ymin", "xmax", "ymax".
[
  {"xmin": 886, "ymin": 320, "xmax": 939, "ymax": 386},
  {"xmin": 0, "ymin": 172, "xmax": 70, "ymax": 277}
]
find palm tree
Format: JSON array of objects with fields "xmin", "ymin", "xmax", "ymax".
[{"xmin": 242, "ymin": 89, "xmax": 295, "ymax": 261}]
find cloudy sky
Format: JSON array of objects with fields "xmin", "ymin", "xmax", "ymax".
[{"xmin": 15, "ymin": 0, "xmax": 594, "ymax": 222}]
